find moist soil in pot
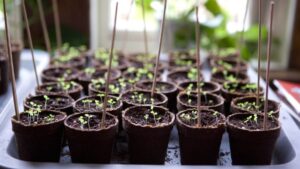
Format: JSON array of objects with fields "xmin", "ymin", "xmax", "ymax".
[
  {"xmin": 125, "ymin": 53, "xmax": 156, "ymax": 63},
  {"xmin": 176, "ymin": 109, "xmax": 226, "ymax": 165},
  {"xmin": 221, "ymin": 82, "xmax": 263, "ymax": 115},
  {"xmin": 177, "ymin": 92, "xmax": 224, "ymax": 114},
  {"xmin": 65, "ymin": 112, "xmax": 118, "ymax": 163},
  {"xmin": 89, "ymin": 78, "xmax": 134, "ymax": 97},
  {"xmin": 177, "ymin": 81, "xmax": 221, "ymax": 95},
  {"xmin": 121, "ymin": 89, "xmax": 168, "ymax": 109},
  {"xmin": 207, "ymin": 49, "xmax": 239, "ymax": 65},
  {"xmin": 168, "ymin": 50, "xmax": 195, "ymax": 61},
  {"xmin": 123, "ymin": 67, "xmax": 161, "ymax": 85},
  {"xmin": 122, "ymin": 105, "xmax": 175, "ymax": 164},
  {"xmin": 35, "ymin": 81, "xmax": 83, "ymax": 100},
  {"xmin": 11, "ymin": 110, "xmax": 66, "ymax": 162},
  {"xmin": 92, "ymin": 48, "xmax": 129, "ymax": 71},
  {"xmin": 0, "ymin": 54, "xmax": 8, "ymax": 95},
  {"xmin": 73, "ymin": 95, "xmax": 122, "ymax": 121},
  {"xmin": 211, "ymin": 70, "xmax": 249, "ymax": 84},
  {"xmin": 230, "ymin": 96, "xmax": 280, "ymax": 118},
  {"xmin": 50, "ymin": 56, "xmax": 86, "ymax": 70},
  {"xmin": 168, "ymin": 57, "xmax": 198, "ymax": 70},
  {"xmin": 127, "ymin": 58, "xmax": 165, "ymax": 73},
  {"xmin": 0, "ymin": 42, "xmax": 23, "ymax": 79},
  {"xmin": 227, "ymin": 113, "xmax": 281, "ymax": 165},
  {"xmin": 167, "ymin": 68, "xmax": 203, "ymax": 85},
  {"xmin": 135, "ymin": 80, "xmax": 178, "ymax": 112},
  {"xmin": 77, "ymin": 67, "xmax": 121, "ymax": 95},
  {"xmin": 24, "ymin": 94, "xmax": 74, "ymax": 115},
  {"xmin": 210, "ymin": 58, "xmax": 248, "ymax": 73},
  {"xmin": 41, "ymin": 66, "xmax": 79, "ymax": 83}
]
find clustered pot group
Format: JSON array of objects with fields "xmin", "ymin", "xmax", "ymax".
[{"xmin": 10, "ymin": 47, "xmax": 281, "ymax": 165}]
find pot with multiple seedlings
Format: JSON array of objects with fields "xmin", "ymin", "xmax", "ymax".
[
  {"xmin": 77, "ymin": 67, "xmax": 121, "ymax": 95},
  {"xmin": 50, "ymin": 47, "xmax": 87, "ymax": 69},
  {"xmin": 92, "ymin": 48, "xmax": 128, "ymax": 71},
  {"xmin": 211, "ymin": 70, "xmax": 249, "ymax": 84},
  {"xmin": 210, "ymin": 58, "xmax": 248, "ymax": 73},
  {"xmin": 177, "ymin": 9, "xmax": 226, "ymax": 165},
  {"xmin": 167, "ymin": 67, "xmax": 203, "ymax": 85},
  {"xmin": 177, "ymin": 81, "xmax": 221, "ymax": 95},
  {"xmin": 88, "ymin": 77, "xmax": 134, "ymax": 97},
  {"xmin": 227, "ymin": 1, "xmax": 281, "ymax": 165},
  {"xmin": 35, "ymin": 79, "xmax": 83, "ymax": 100},
  {"xmin": 123, "ymin": 67, "xmax": 161, "ymax": 85},
  {"xmin": 221, "ymin": 82, "xmax": 263, "ymax": 115},
  {"xmin": 41, "ymin": 66, "xmax": 80, "ymax": 83}
]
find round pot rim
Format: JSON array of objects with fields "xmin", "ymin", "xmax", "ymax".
[
  {"xmin": 177, "ymin": 91, "xmax": 225, "ymax": 108},
  {"xmin": 227, "ymin": 112, "xmax": 281, "ymax": 132},
  {"xmin": 211, "ymin": 70, "xmax": 249, "ymax": 83},
  {"xmin": 122, "ymin": 105, "xmax": 175, "ymax": 128},
  {"xmin": 64, "ymin": 112, "xmax": 118, "ymax": 132},
  {"xmin": 221, "ymin": 82, "xmax": 264, "ymax": 96},
  {"xmin": 121, "ymin": 89, "xmax": 168, "ymax": 106},
  {"xmin": 78, "ymin": 68, "xmax": 121, "ymax": 82},
  {"xmin": 73, "ymin": 95, "xmax": 123, "ymax": 112},
  {"xmin": 134, "ymin": 80, "xmax": 178, "ymax": 94},
  {"xmin": 12, "ymin": 109, "xmax": 67, "ymax": 127},
  {"xmin": 24, "ymin": 94, "xmax": 74, "ymax": 111},
  {"xmin": 231, "ymin": 95, "xmax": 280, "ymax": 114},
  {"xmin": 35, "ymin": 81, "xmax": 83, "ymax": 95},
  {"xmin": 177, "ymin": 80, "xmax": 221, "ymax": 93},
  {"xmin": 176, "ymin": 108, "xmax": 226, "ymax": 129},
  {"xmin": 41, "ymin": 66, "xmax": 79, "ymax": 81}
]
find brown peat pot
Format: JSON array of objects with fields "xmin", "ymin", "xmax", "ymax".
[
  {"xmin": 207, "ymin": 51, "xmax": 239, "ymax": 65},
  {"xmin": 123, "ymin": 68, "xmax": 161, "ymax": 85},
  {"xmin": 0, "ymin": 54, "xmax": 8, "ymax": 95},
  {"xmin": 227, "ymin": 113, "xmax": 281, "ymax": 165},
  {"xmin": 221, "ymin": 82, "xmax": 263, "ymax": 115},
  {"xmin": 11, "ymin": 110, "xmax": 66, "ymax": 162},
  {"xmin": 122, "ymin": 105, "xmax": 175, "ymax": 164},
  {"xmin": 127, "ymin": 58, "xmax": 165, "ymax": 73},
  {"xmin": 177, "ymin": 81, "xmax": 221, "ymax": 95},
  {"xmin": 121, "ymin": 89, "xmax": 168, "ymax": 110},
  {"xmin": 73, "ymin": 95, "xmax": 123, "ymax": 129},
  {"xmin": 211, "ymin": 70, "xmax": 249, "ymax": 84},
  {"xmin": 176, "ymin": 109, "xmax": 226, "ymax": 164},
  {"xmin": 41, "ymin": 66, "xmax": 80, "ymax": 83},
  {"xmin": 167, "ymin": 68, "xmax": 203, "ymax": 85},
  {"xmin": 35, "ymin": 81, "xmax": 83, "ymax": 100},
  {"xmin": 230, "ymin": 96, "xmax": 280, "ymax": 118},
  {"xmin": 135, "ymin": 80, "xmax": 178, "ymax": 112},
  {"xmin": 64, "ymin": 112, "xmax": 118, "ymax": 163},
  {"xmin": 177, "ymin": 92, "xmax": 224, "ymax": 114},
  {"xmin": 50, "ymin": 56, "xmax": 86, "ymax": 70},
  {"xmin": 210, "ymin": 58, "xmax": 248, "ymax": 73},
  {"xmin": 0, "ymin": 42, "xmax": 23, "ymax": 79},
  {"xmin": 88, "ymin": 78, "xmax": 133, "ymax": 97},
  {"xmin": 92, "ymin": 50, "xmax": 129, "ymax": 71},
  {"xmin": 24, "ymin": 94, "xmax": 74, "ymax": 115},
  {"xmin": 77, "ymin": 68, "xmax": 121, "ymax": 95}
]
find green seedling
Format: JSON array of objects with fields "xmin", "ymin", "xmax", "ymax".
[
  {"xmin": 43, "ymin": 95, "xmax": 50, "ymax": 108},
  {"xmin": 187, "ymin": 68, "xmax": 197, "ymax": 80},
  {"xmin": 243, "ymin": 114, "xmax": 258, "ymax": 124},
  {"xmin": 44, "ymin": 114, "xmax": 55, "ymax": 123}
]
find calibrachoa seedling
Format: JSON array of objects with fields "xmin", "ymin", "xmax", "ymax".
[{"xmin": 78, "ymin": 114, "xmax": 95, "ymax": 129}]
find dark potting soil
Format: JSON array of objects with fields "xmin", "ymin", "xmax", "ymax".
[
  {"xmin": 135, "ymin": 81, "xmax": 175, "ymax": 93},
  {"xmin": 74, "ymin": 96, "xmax": 121, "ymax": 112},
  {"xmin": 211, "ymin": 71, "xmax": 248, "ymax": 83},
  {"xmin": 25, "ymin": 95, "xmax": 73, "ymax": 110},
  {"xmin": 79, "ymin": 68, "xmax": 120, "ymax": 82},
  {"xmin": 122, "ymin": 91, "xmax": 165, "ymax": 105},
  {"xmin": 178, "ymin": 81, "xmax": 218, "ymax": 93},
  {"xmin": 42, "ymin": 67, "xmax": 79, "ymax": 81},
  {"xmin": 180, "ymin": 93, "xmax": 218, "ymax": 107},
  {"xmin": 168, "ymin": 69, "xmax": 202, "ymax": 84},
  {"xmin": 91, "ymin": 79, "xmax": 133, "ymax": 95},
  {"xmin": 178, "ymin": 110, "xmax": 225, "ymax": 127},
  {"xmin": 235, "ymin": 99, "xmax": 278, "ymax": 114},
  {"xmin": 51, "ymin": 57, "xmax": 84, "ymax": 67},
  {"xmin": 37, "ymin": 82, "xmax": 80, "ymax": 94},
  {"xmin": 19, "ymin": 111, "xmax": 65, "ymax": 125},
  {"xmin": 229, "ymin": 114, "xmax": 278, "ymax": 130},
  {"xmin": 223, "ymin": 82, "xmax": 259, "ymax": 94},
  {"xmin": 66, "ymin": 113, "xmax": 116, "ymax": 129},
  {"xmin": 125, "ymin": 106, "xmax": 172, "ymax": 126}
]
